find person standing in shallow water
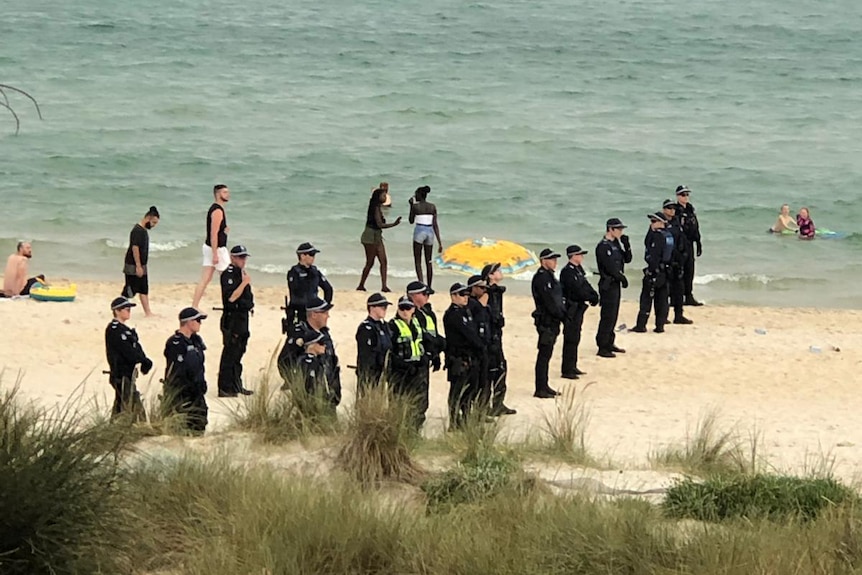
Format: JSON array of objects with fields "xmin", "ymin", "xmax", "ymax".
[
  {"xmin": 357, "ymin": 187, "xmax": 401, "ymax": 293},
  {"xmin": 408, "ymin": 185, "xmax": 443, "ymax": 291}
]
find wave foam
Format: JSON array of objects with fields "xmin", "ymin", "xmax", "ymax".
[
  {"xmin": 694, "ymin": 273, "xmax": 773, "ymax": 285},
  {"xmin": 104, "ymin": 239, "xmax": 191, "ymax": 252}
]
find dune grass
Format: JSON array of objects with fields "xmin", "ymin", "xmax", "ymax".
[
  {"xmin": 649, "ymin": 410, "xmax": 752, "ymax": 477},
  {"xmin": 337, "ymin": 383, "xmax": 423, "ymax": 486}
]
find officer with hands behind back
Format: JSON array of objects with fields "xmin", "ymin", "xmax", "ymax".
[
  {"xmin": 559, "ymin": 245, "xmax": 599, "ymax": 379},
  {"xmin": 531, "ymin": 248, "xmax": 566, "ymax": 399}
]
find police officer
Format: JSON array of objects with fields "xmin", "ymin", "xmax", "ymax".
[
  {"xmin": 278, "ymin": 297, "xmax": 339, "ymax": 401},
  {"xmin": 467, "ymin": 274, "xmax": 493, "ymax": 410},
  {"xmin": 105, "ymin": 296, "xmax": 153, "ymax": 420},
  {"xmin": 163, "ymin": 307, "xmax": 209, "ymax": 435},
  {"xmin": 443, "ymin": 282, "xmax": 485, "ymax": 429},
  {"xmin": 662, "ymin": 200, "xmax": 693, "ymax": 325},
  {"xmin": 218, "ymin": 245, "xmax": 255, "ymax": 397},
  {"xmin": 388, "ymin": 295, "xmax": 429, "ymax": 428},
  {"xmin": 296, "ymin": 328, "xmax": 340, "ymax": 412},
  {"xmin": 286, "ymin": 242, "xmax": 333, "ymax": 325},
  {"xmin": 559, "ymin": 245, "xmax": 599, "ymax": 379},
  {"xmin": 355, "ymin": 292, "xmax": 393, "ymax": 393},
  {"xmin": 531, "ymin": 248, "xmax": 565, "ymax": 398},
  {"xmin": 630, "ymin": 213, "xmax": 671, "ymax": 333},
  {"xmin": 675, "ymin": 185, "xmax": 704, "ymax": 306},
  {"xmin": 407, "ymin": 280, "xmax": 444, "ymax": 376},
  {"xmin": 481, "ymin": 263, "xmax": 516, "ymax": 416},
  {"xmin": 595, "ymin": 218, "xmax": 633, "ymax": 358}
]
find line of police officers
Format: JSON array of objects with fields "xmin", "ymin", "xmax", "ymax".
[
  {"xmin": 529, "ymin": 185, "xmax": 703, "ymax": 396},
  {"xmin": 106, "ymin": 186, "xmax": 702, "ymax": 432}
]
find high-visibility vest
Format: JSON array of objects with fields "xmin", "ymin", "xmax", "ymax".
[
  {"xmin": 417, "ymin": 309, "xmax": 437, "ymax": 337},
  {"xmin": 393, "ymin": 318, "xmax": 424, "ymax": 362}
]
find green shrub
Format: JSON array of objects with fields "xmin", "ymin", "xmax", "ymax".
[
  {"xmin": 0, "ymin": 383, "xmax": 133, "ymax": 574},
  {"xmin": 651, "ymin": 410, "xmax": 748, "ymax": 477},
  {"xmin": 663, "ymin": 473, "xmax": 858, "ymax": 522}
]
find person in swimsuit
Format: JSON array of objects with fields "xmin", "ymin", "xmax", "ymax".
[
  {"xmin": 408, "ymin": 185, "xmax": 443, "ymax": 291},
  {"xmin": 797, "ymin": 207, "xmax": 815, "ymax": 239},
  {"xmin": 357, "ymin": 187, "xmax": 401, "ymax": 292},
  {"xmin": 769, "ymin": 204, "xmax": 799, "ymax": 234},
  {"xmin": 192, "ymin": 184, "xmax": 230, "ymax": 308},
  {"xmin": 2, "ymin": 241, "xmax": 46, "ymax": 297}
]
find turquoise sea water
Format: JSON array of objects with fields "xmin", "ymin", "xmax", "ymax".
[{"xmin": 3, "ymin": 0, "xmax": 861, "ymax": 307}]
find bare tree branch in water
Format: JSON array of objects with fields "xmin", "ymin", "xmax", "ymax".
[{"xmin": 0, "ymin": 84, "xmax": 43, "ymax": 135}]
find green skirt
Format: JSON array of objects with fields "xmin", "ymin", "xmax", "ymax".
[{"xmin": 360, "ymin": 226, "xmax": 383, "ymax": 245}]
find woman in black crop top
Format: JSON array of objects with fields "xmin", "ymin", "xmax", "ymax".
[{"xmin": 357, "ymin": 187, "xmax": 401, "ymax": 292}]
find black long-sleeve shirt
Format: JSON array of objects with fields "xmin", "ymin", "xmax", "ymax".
[
  {"xmin": 105, "ymin": 319, "xmax": 149, "ymax": 381},
  {"xmin": 643, "ymin": 228, "xmax": 667, "ymax": 275},
  {"xmin": 560, "ymin": 263, "xmax": 599, "ymax": 312},
  {"xmin": 221, "ymin": 264, "xmax": 255, "ymax": 312},
  {"xmin": 442, "ymin": 303, "xmax": 485, "ymax": 360},
  {"xmin": 355, "ymin": 316, "xmax": 392, "ymax": 381},
  {"xmin": 595, "ymin": 236, "xmax": 633, "ymax": 287},
  {"xmin": 531, "ymin": 266, "xmax": 565, "ymax": 323},
  {"xmin": 467, "ymin": 297, "xmax": 493, "ymax": 344},
  {"xmin": 287, "ymin": 264, "xmax": 333, "ymax": 309},
  {"xmin": 163, "ymin": 331, "xmax": 207, "ymax": 397},
  {"xmin": 677, "ymin": 203, "xmax": 702, "ymax": 246},
  {"xmin": 485, "ymin": 284, "xmax": 506, "ymax": 340}
]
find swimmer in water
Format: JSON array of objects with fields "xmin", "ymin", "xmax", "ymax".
[
  {"xmin": 796, "ymin": 207, "xmax": 815, "ymax": 239},
  {"xmin": 408, "ymin": 185, "xmax": 443, "ymax": 291},
  {"xmin": 769, "ymin": 204, "xmax": 799, "ymax": 234}
]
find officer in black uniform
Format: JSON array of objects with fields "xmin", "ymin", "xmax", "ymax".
[
  {"xmin": 443, "ymin": 282, "xmax": 485, "ymax": 429},
  {"xmin": 467, "ymin": 274, "xmax": 493, "ymax": 410},
  {"xmin": 481, "ymin": 263, "xmax": 516, "ymax": 415},
  {"xmin": 407, "ymin": 280, "xmax": 445, "ymax": 376},
  {"xmin": 559, "ymin": 245, "xmax": 599, "ymax": 379},
  {"xmin": 662, "ymin": 200, "xmax": 693, "ymax": 325},
  {"xmin": 218, "ymin": 245, "xmax": 255, "ymax": 397},
  {"xmin": 595, "ymin": 218, "xmax": 633, "ymax": 358},
  {"xmin": 387, "ymin": 295, "xmax": 429, "ymax": 428},
  {"xmin": 675, "ymin": 185, "xmax": 704, "ymax": 306},
  {"xmin": 163, "ymin": 307, "xmax": 209, "ymax": 435},
  {"xmin": 531, "ymin": 248, "xmax": 565, "ymax": 398},
  {"xmin": 295, "ymin": 327, "xmax": 340, "ymax": 412},
  {"xmin": 105, "ymin": 296, "xmax": 153, "ymax": 420},
  {"xmin": 630, "ymin": 213, "xmax": 671, "ymax": 333},
  {"xmin": 278, "ymin": 297, "xmax": 338, "ymax": 396},
  {"xmin": 355, "ymin": 292, "xmax": 392, "ymax": 393},
  {"xmin": 286, "ymin": 242, "xmax": 333, "ymax": 325}
]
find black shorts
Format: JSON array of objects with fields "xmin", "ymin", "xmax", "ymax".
[{"xmin": 123, "ymin": 274, "xmax": 149, "ymax": 297}]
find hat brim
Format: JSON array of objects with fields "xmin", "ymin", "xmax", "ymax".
[
  {"xmin": 368, "ymin": 300, "xmax": 392, "ymax": 307},
  {"xmin": 298, "ymin": 249, "xmax": 320, "ymax": 255},
  {"xmin": 308, "ymin": 303, "xmax": 334, "ymax": 312},
  {"xmin": 113, "ymin": 302, "xmax": 137, "ymax": 310},
  {"xmin": 567, "ymin": 250, "xmax": 588, "ymax": 256},
  {"xmin": 182, "ymin": 313, "xmax": 207, "ymax": 322},
  {"xmin": 540, "ymin": 253, "xmax": 562, "ymax": 260},
  {"xmin": 676, "ymin": 189, "xmax": 691, "ymax": 195}
]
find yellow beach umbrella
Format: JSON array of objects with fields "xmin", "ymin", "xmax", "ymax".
[{"xmin": 435, "ymin": 238, "xmax": 539, "ymax": 276}]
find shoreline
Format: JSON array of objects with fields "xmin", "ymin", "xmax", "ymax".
[{"xmin": 2, "ymin": 279, "xmax": 861, "ymax": 481}]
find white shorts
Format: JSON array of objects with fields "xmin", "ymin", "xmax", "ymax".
[{"xmin": 202, "ymin": 244, "xmax": 230, "ymax": 272}]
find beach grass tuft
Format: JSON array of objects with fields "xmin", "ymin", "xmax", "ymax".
[
  {"xmin": 336, "ymin": 383, "xmax": 423, "ymax": 486},
  {"xmin": 650, "ymin": 409, "xmax": 750, "ymax": 477}
]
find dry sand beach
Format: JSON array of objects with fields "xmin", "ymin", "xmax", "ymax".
[{"xmin": 1, "ymin": 279, "xmax": 860, "ymax": 481}]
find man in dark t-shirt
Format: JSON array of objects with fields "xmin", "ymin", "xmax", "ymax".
[{"xmin": 123, "ymin": 206, "xmax": 159, "ymax": 316}]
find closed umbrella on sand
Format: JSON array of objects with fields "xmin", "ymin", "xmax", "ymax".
[{"xmin": 434, "ymin": 238, "xmax": 539, "ymax": 277}]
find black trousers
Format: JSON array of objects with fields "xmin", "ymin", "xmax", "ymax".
[
  {"xmin": 635, "ymin": 275, "xmax": 669, "ymax": 329},
  {"xmin": 487, "ymin": 340, "xmax": 508, "ymax": 409},
  {"xmin": 218, "ymin": 312, "xmax": 250, "ymax": 394},
  {"xmin": 447, "ymin": 356, "xmax": 479, "ymax": 429},
  {"xmin": 683, "ymin": 251, "xmax": 696, "ymax": 299},
  {"xmin": 561, "ymin": 306, "xmax": 586, "ymax": 375},
  {"xmin": 535, "ymin": 322, "xmax": 560, "ymax": 393},
  {"xmin": 596, "ymin": 283, "xmax": 621, "ymax": 352},
  {"xmin": 390, "ymin": 365, "xmax": 430, "ymax": 429},
  {"xmin": 164, "ymin": 386, "xmax": 208, "ymax": 434},
  {"xmin": 669, "ymin": 266, "xmax": 685, "ymax": 320},
  {"xmin": 108, "ymin": 375, "xmax": 146, "ymax": 421}
]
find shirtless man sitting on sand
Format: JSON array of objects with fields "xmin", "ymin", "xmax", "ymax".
[{"xmin": 3, "ymin": 242, "xmax": 46, "ymax": 297}]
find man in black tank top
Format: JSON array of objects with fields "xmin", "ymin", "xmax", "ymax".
[{"xmin": 192, "ymin": 184, "xmax": 230, "ymax": 309}]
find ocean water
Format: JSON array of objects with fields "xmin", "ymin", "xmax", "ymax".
[{"xmin": 3, "ymin": 0, "xmax": 861, "ymax": 307}]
